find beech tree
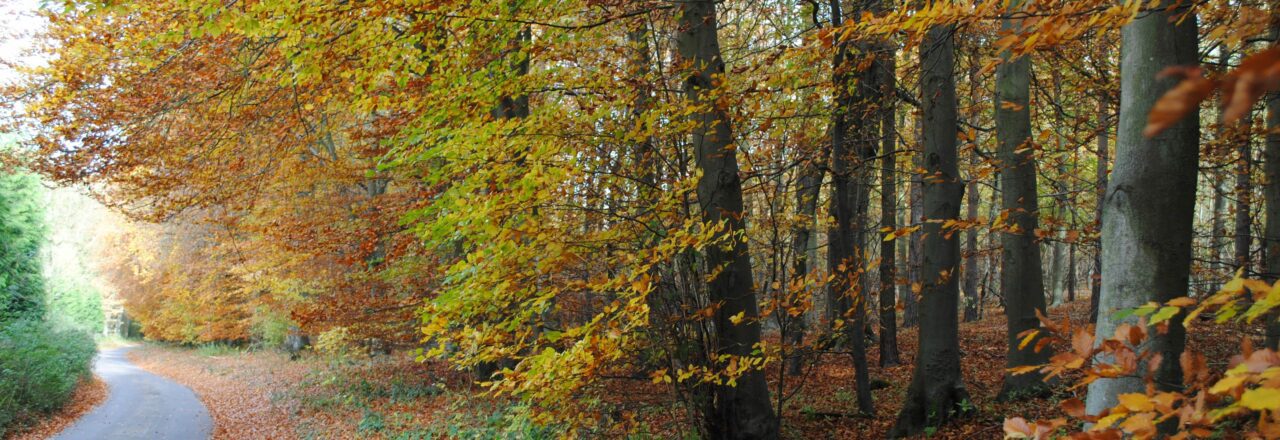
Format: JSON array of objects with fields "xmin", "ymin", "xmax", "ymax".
[
  {"xmin": 995, "ymin": 0, "xmax": 1052, "ymax": 400},
  {"xmin": 878, "ymin": 37, "xmax": 902, "ymax": 368},
  {"xmin": 1084, "ymin": 0, "xmax": 1200, "ymax": 417},
  {"xmin": 675, "ymin": 0, "xmax": 777, "ymax": 436},
  {"xmin": 890, "ymin": 20, "xmax": 971, "ymax": 438}
]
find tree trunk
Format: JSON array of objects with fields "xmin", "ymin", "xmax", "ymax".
[
  {"xmin": 1211, "ymin": 179, "xmax": 1225, "ymax": 290},
  {"xmin": 983, "ymin": 172, "xmax": 1002, "ymax": 320},
  {"xmin": 1235, "ymin": 125, "xmax": 1254, "ymax": 275},
  {"xmin": 1084, "ymin": 1, "xmax": 1198, "ymax": 420},
  {"xmin": 889, "ymin": 23, "xmax": 971, "ymax": 437},
  {"xmin": 1047, "ymin": 71, "xmax": 1069, "ymax": 306},
  {"xmin": 825, "ymin": 0, "xmax": 875, "ymax": 415},
  {"xmin": 905, "ymin": 113, "xmax": 923, "ymax": 329},
  {"xmin": 878, "ymin": 41, "xmax": 902, "ymax": 368},
  {"xmin": 964, "ymin": 156, "xmax": 981, "ymax": 323},
  {"xmin": 1263, "ymin": 22, "xmax": 1280, "ymax": 350},
  {"xmin": 1090, "ymin": 94, "xmax": 1109, "ymax": 324},
  {"xmin": 1210, "ymin": 47, "xmax": 1232, "ymax": 295},
  {"xmin": 995, "ymin": 0, "xmax": 1052, "ymax": 400},
  {"xmin": 787, "ymin": 158, "xmax": 824, "ymax": 375},
  {"xmin": 1067, "ymin": 241, "xmax": 1077, "ymax": 302},
  {"xmin": 675, "ymin": 2, "xmax": 777, "ymax": 436},
  {"xmin": 963, "ymin": 57, "xmax": 981, "ymax": 323}
]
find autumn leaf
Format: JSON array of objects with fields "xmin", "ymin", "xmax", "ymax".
[
  {"xmin": 1003, "ymin": 417, "xmax": 1034, "ymax": 438},
  {"xmin": 1117, "ymin": 393, "xmax": 1154, "ymax": 412},
  {"xmin": 1240, "ymin": 388, "xmax": 1280, "ymax": 411},
  {"xmin": 1144, "ymin": 66, "xmax": 1215, "ymax": 138},
  {"xmin": 1061, "ymin": 398, "xmax": 1086, "ymax": 418}
]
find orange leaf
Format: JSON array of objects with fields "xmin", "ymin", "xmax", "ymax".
[
  {"xmin": 1003, "ymin": 417, "xmax": 1034, "ymax": 438},
  {"xmin": 1144, "ymin": 66, "xmax": 1216, "ymax": 138}
]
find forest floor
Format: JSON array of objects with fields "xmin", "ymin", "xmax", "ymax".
[{"xmin": 125, "ymin": 297, "xmax": 1254, "ymax": 439}]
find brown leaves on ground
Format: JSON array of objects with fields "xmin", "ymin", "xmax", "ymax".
[
  {"xmin": 118, "ymin": 298, "xmax": 1257, "ymax": 439},
  {"xmin": 5, "ymin": 375, "xmax": 107, "ymax": 440},
  {"xmin": 129, "ymin": 347, "xmax": 307, "ymax": 440},
  {"xmin": 128, "ymin": 345, "xmax": 470, "ymax": 439}
]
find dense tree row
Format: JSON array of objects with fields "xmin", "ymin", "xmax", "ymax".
[{"xmin": 5, "ymin": 0, "xmax": 1280, "ymax": 437}]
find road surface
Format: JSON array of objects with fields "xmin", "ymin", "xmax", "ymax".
[{"xmin": 52, "ymin": 347, "xmax": 212, "ymax": 440}]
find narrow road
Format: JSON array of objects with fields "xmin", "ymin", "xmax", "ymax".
[{"xmin": 52, "ymin": 347, "xmax": 213, "ymax": 440}]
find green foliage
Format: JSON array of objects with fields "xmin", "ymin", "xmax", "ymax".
[
  {"xmin": 0, "ymin": 319, "xmax": 96, "ymax": 436},
  {"xmin": 357, "ymin": 409, "xmax": 386, "ymax": 434},
  {"xmin": 249, "ymin": 307, "xmax": 292, "ymax": 349},
  {"xmin": 0, "ymin": 167, "xmax": 99, "ymax": 436},
  {"xmin": 432, "ymin": 403, "xmax": 555, "ymax": 440},
  {"xmin": 194, "ymin": 342, "xmax": 243, "ymax": 357},
  {"xmin": 45, "ymin": 274, "xmax": 104, "ymax": 334},
  {"xmin": 0, "ymin": 172, "xmax": 47, "ymax": 322}
]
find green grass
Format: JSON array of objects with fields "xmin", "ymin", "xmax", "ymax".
[
  {"xmin": 194, "ymin": 342, "xmax": 244, "ymax": 357},
  {"xmin": 293, "ymin": 361, "xmax": 554, "ymax": 439}
]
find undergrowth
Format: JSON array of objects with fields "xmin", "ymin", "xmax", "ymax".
[{"xmin": 0, "ymin": 319, "xmax": 96, "ymax": 436}]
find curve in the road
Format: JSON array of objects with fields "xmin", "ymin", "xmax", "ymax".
[{"xmin": 51, "ymin": 347, "xmax": 213, "ymax": 440}]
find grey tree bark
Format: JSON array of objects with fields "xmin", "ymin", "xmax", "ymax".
[
  {"xmin": 675, "ymin": 1, "xmax": 777, "ymax": 436},
  {"xmin": 878, "ymin": 41, "xmax": 902, "ymax": 368},
  {"xmin": 1084, "ymin": 0, "xmax": 1198, "ymax": 418},
  {"xmin": 1211, "ymin": 178, "xmax": 1225, "ymax": 290},
  {"xmin": 889, "ymin": 23, "xmax": 971, "ymax": 437},
  {"xmin": 1091, "ymin": 94, "xmax": 1109, "ymax": 324},
  {"xmin": 1263, "ymin": 22, "xmax": 1280, "ymax": 350},
  {"xmin": 905, "ymin": 114, "xmax": 923, "ymax": 329},
  {"xmin": 963, "ymin": 60, "xmax": 981, "ymax": 323},
  {"xmin": 787, "ymin": 159, "xmax": 824, "ymax": 375},
  {"xmin": 964, "ymin": 153, "xmax": 981, "ymax": 323},
  {"xmin": 1047, "ymin": 71, "xmax": 1070, "ymax": 306},
  {"xmin": 1210, "ymin": 48, "xmax": 1231, "ymax": 296},
  {"xmin": 995, "ymin": 0, "xmax": 1051, "ymax": 400},
  {"xmin": 1235, "ymin": 123, "xmax": 1254, "ymax": 275}
]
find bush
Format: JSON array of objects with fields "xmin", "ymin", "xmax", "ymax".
[
  {"xmin": 249, "ymin": 307, "xmax": 292, "ymax": 350},
  {"xmin": 0, "ymin": 319, "xmax": 96, "ymax": 436},
  {"xmin": 315, "ymin": 326, "xmax": 356, "ymax": 360}
]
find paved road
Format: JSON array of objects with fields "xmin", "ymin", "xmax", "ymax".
[{"xmin": 52, "ymin": 347, "xmax": 212, "ymax": 440}]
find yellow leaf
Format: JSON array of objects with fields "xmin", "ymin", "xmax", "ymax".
[
  {"xmin": 729, "ymin": 311, "xmax": 746, "ymax": 325},
  {"xmin": 1118, "ymin": 393, "xmax": 1154, "ymax": 412},
  {"xmin": 1209, "ymin": 374, "xmax": 1248, "ymax": 395},
  {"xmin": 1018, "ymin": 330, "xmax": 1039, "ymax": 350},
  {"xmin": 1240, "ymin": 388, "xmax": 1280, "ymax": 410}
]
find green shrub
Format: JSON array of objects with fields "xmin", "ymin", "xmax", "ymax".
[
  {"xmin": 0, "ymin": 319, "xmax": 96, "ymax": 436},
  {"xmin": 249, "ymin": 307, "xmax": 292, "ymax": 350}
]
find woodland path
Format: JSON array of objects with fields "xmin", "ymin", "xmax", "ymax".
[{"xmin": 51, "ymin": 347, "xmax": 213, "ymax": 440}]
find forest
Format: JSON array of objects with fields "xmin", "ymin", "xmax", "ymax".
[{"xmin": 1, "ymin": 0, "xmax": 1280, "ymax": 438}]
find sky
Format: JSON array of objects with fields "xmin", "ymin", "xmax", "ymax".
[{"xmin": 0, "ymin": 0, "xmax": 46, "ymax": 84}]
